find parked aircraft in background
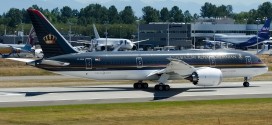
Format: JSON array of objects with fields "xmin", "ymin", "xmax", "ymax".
[
  {"xmin": 0, "ymin": 27, "xmax": 35, "ymax": 58},
  {"xmin": 34, "ymin": 48, "xmax": 43, "ymax": 58},
  {"xmin": 92, "ymin": 24, "xmax": 148, "ymax": 51},
  {"xmin": 203, "ymin": 39, "xmax": 271, "ymax": 55},
  {"xmin": 214, "ymin": 19, "xmax": 271, "ymax": 49},
  {"xmin": 9, "ymin": 9, "xmax": 268, "ymax": 92}
]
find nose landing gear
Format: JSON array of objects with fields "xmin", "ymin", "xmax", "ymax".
[{"xmin": 243, "ymin": 77, "xmax": 250, "ymax": 87}]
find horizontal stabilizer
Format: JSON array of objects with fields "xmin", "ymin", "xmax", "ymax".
[
  {"xmin": 40, "ymin": 60, "xmax": 70, "ymax": 66},
  {"xmin": 7, "ymin": 58, "xmax": 35, "ymax": 63}
]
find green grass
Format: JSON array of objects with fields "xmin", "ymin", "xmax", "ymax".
[{"xmin": 0, "ymin": 98, "xmax": 271, "ymax": 125}]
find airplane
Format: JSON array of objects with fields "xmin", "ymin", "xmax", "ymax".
[
  {"xmin": 9, "ymin": 9, "xmax": 268, "ymax": 91},
  {"xmin": 92, "ymin": 24, "xmax": 148, "ymax": 51},
  {"xmin": 203, "ymin": 40, "xmax": 226, "ymax": 49},
  {"xmin": 0, "ymin": 27, "xmax": 35, "ymax": 58},
  {"xmin": 0, "ymin": 43, "xmax": 32, "ymax": 58},
  {"xmin": 214, "ymin": 19, "xmax": 271, "ymax": 49}
]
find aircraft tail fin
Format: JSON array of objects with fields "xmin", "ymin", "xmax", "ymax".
[
  {"xmin": 22, "ymin": 26, "xmax": 36, "ymax": 52},
  {"xmin": 27, "ymin": 8, "xmax": 78, "ymax": 58},
  {"xmin": 93, "ymin": 24, "xmax": 100, "ymax": 39},
  {"xmin": 258, "ymin": 19, "xmax": 271, "ymax": 39},
  {"xmin": 27, "ymin": 26, "xmax": 35, "ymax": 47},
  {"xmin": 22, "ymin": 44, "xmax": 32, "ymax": 52}
]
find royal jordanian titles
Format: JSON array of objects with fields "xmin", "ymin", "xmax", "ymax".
[{"xmin": 9, "ymin": 8, "xmax": 268, "ymax": 91}]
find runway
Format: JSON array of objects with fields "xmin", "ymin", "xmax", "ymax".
[{"xmin": 0, "ymin": 81, "xmax": 271, "ymax": 107}]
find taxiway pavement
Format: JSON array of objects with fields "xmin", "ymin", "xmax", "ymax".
[{"xmin": 0, "ymin": 81, "xmax": 271, "ymax": 107}]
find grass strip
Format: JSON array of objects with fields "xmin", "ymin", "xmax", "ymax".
[{"xmin": 0, "ymin": 98, "xmax": 271, "ymax": 125}]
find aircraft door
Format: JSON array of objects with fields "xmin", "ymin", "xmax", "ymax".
[
  {"xmin": 136, "ymin": 57, "xmax": 143, "ymax": 68},
  {"xmin": 85, "ymin": 58, "xmax": 92, "ymax": 69},
  {"xmin": 245, "ymin": 56, "xmax": 252, "ymax": 65},
  {"xmin": 209, "ymin": 56, "xmax": 216, "ymax": 67}
]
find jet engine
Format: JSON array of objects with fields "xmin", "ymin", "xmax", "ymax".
[{"xmin": 186, "ymin": 67, "xmax": 222, "ymax": 86}]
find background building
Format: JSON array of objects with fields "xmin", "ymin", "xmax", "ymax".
[
  {"xmin": 138, "ymin": 18, "xmax": 272, "ymax": 50},
  {"xmin": 139, "ymin": 23, "xmax": 191, "ymax": 50}
]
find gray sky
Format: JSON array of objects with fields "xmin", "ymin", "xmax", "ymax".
[{"xmin": 0, "ymin": 0, "xmax": 269, "ymax": 17}]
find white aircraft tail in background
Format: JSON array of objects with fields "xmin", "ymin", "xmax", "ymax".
[{"xmin": 92, "ymin": 24, "xmax": 148, "ymax": 51}]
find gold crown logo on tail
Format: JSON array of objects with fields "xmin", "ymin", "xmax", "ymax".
[{"xmin": 43, "ymin": 34, "xmax": 57, "ymax": 44}]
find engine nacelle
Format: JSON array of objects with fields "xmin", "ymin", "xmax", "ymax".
[{"xmin": 187, "ymin": 67, "xmax": 223, "ymax": 86}]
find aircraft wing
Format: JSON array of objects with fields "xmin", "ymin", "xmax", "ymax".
[
  {"xmin": 7, "ymin": 58, "xmax": 70, "ymax": 67},
  {"xmin": 147, "ymin": 58, "xmax": 195, "ymax": 77},
  {"xmin": 132, "ymin": 39, "xmax": 149, "ymax": 44},
  {"xmin": 263, "ymin": 41, "xmax": 272, "ymax": 44}
]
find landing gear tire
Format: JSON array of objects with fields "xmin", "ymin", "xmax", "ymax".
[
  {"xmin": 158, "ymin": 85, "xmax": 164, "ymax": 91},
  {"xmin": 164, "ymin": 85, "xmax": 170, "ymax": 91},
  {"xmin": 154, "ymin": 84, "xmax": 170, "ymax": 91},
  {"xmin": 133, "ymin": 83, "xmax": 141, "ymax": 89},
  {"xmin": 142, "ymin": 83, "xmax": 148, "ymax": 89},
  {"xmin": 243, "ymin": 82, "xmax": 250, "ymax": 87},
  {"xmin": 133, "ymin": 82, "xmax": 148, "ymax": 89},
  {"xmin": 155, "ymin": 84, "xmax": 159, "ymax": 90}
]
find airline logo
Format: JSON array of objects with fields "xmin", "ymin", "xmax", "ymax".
[
  {"xmin": 43, "ymin": 34, "xmax": 57, "ymax": 44},
  {"xmin": 261, "ymin": 27, "xmax": 269, "ymax": 31}
]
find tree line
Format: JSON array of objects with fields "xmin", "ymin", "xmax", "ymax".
[{"xmin": 0, "ymin": 2, "xmax": 271, "ymax": 38}]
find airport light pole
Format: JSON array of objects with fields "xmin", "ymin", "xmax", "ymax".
[
  {"xmin": 212, "ymin": 21, "xmax": 216, "ymax": 50},
  {"xmin": 167, "ymin": 23, "xmax": 170, "ymax": 46},
  {"xmin": 4, "ymin": 25, "xmax": 6, "ymax": 36},
  {"xmin": 104, "ymin": 21, "xmax": 109, "ymax": 51},
  {"xmin": 193, "ymin": 20, "xmax": 196, "ymax": 49},
  {"xmin": 14, "ymin": 31, "xmax": 17, "ymax": 44},
  {"xmin": 119, "ymin": 25, "xmax": 122, "ymax": 38},
  {"xmin": 136, "ymin": 20, "xmax": 140, "ymax": 50},
  {"xmin": 14, "ymin": 25, "xmax": 18, "ymax": 44},
  {"xmin": 68, "ymin": 22, "xmax": 72, "ymax": 42},
  {"xmin": 21, "ymin": 20, "xmax": 24, "ymax": 44},
  {"xmin": 256, "ymin": 18, "xmax": 261, "ymax": 53}
]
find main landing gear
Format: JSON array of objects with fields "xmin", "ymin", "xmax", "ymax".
[
  {"xmin": 243, "ymin": 77, "xmax": 250, "ymax": 87},
  {"xmin": 154, "ymin": 73, "xmax": 170, "ymax": 91},
  {"xmin": 133, "ymin": 73, "xmax": 171, "ymax": 91},
  {"xmin": 133, "ymin": 81, "xmax": 148, "ymax": 89},
  {"xmin": 154, "ymin": 84, "xmax": 170, "ymax": 91}
]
